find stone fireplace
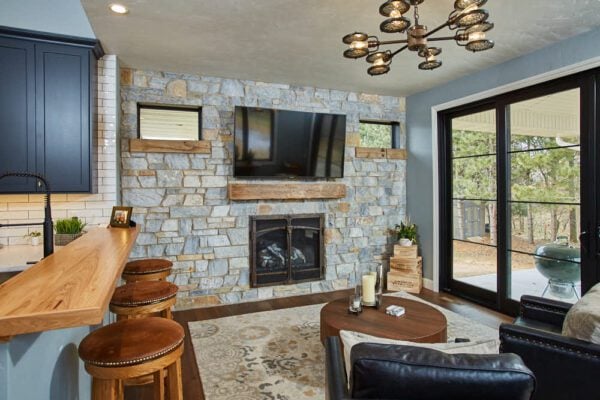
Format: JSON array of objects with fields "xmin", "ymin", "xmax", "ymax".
[{"xmin": 250, "ymin": 214, "xmax": 324, "ymax": 287}]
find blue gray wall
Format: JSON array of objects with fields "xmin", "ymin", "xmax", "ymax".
[
  {"xmin": 0, "ymin": 0, "xmax": 95, "ymax": 38},
  {"xmin": 406, "ymin": 27, "xmax": 600, "ymax": 282}
]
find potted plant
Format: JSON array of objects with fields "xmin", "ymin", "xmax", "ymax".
[
  {"xmin": 54, "ymin": 217, "xmax": 86, "ymax": 246},
  {"xmin": 393, "ymin": 219, "xmax": 418, "ymax": 247},
  {"xmin": 24, "ymin": 231, "xmax": 42, "ymax": 246}
]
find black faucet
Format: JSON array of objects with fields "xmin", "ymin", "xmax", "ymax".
[{"xmin": 0, "ymin": 172, "xmax": 54, "ymax": 258}]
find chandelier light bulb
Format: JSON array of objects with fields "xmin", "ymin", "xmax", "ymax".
[
  {"xmin": 374, "ymin": 58, "xmax": 386, "ymax": 66},
  {"xmin": 389, "ymin": 9, "xmax": 402, "ymax": 18},
  {"xmin": 468, "ymin": 31, "xmax": 486, "ymax": 42},
  {"xmin": 350, "ymin": 40, "xmax": 368, "ymax": 50}
]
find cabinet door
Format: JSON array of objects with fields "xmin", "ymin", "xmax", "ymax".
[
  {"xmin": 0, "ymin": 37, "xmax": 36, "ymax": 192},
  {"xmin": 36, "ymin": 43, "xmax": 91, "ymax": 192}
]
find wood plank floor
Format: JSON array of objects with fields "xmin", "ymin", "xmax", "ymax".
[{"xmin": 125, "ymin": 289, "xmax": 512, "ymax": 400}]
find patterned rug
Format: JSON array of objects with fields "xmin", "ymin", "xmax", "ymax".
[{"xmin": 188, "ymin": 292, "xmax": 498, "ymax": 400}]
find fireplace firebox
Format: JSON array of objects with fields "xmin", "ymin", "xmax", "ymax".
[{"xmin": 250, "ymin": 214, "xmax": 324, "ymax": 287}]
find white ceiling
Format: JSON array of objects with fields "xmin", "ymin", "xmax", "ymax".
[{"xmin": 81, "ymin": 0, "xmax": 600, "ymax": 97}]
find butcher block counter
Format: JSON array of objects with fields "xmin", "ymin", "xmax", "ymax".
[{"xmin": 0, "ymin": 226, "xmax": 140, "ymax": 339}]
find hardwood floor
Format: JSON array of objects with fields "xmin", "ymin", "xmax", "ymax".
[{"xmin": 125, "ymin": 289, "xmax": 512, "ymax": 400}]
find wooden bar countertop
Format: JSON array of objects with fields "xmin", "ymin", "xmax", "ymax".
[{"xmin": 0, "ymin": 226, "xmax": 140, "ymax": 338}]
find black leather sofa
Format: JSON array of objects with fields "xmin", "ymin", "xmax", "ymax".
[
  {"xmin": 325, "ymin": 336, "xmax": 536, "ymax": 400},
  {"xmin": 499, "ymin": 295, "xmax": 600, "ymax": 400}
]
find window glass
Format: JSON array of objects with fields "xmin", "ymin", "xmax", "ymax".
[
  {"xmin": 139, "ymin": 106, "xmax": 200, "ymax": 140},
  {"xmin": 359, "ymin": 122, "xmax": 394, "ymax": 148}
]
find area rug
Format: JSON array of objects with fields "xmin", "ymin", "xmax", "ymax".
[{"xmin": 188, "ymin": 292, "xmax": 499, "ymax": 400}]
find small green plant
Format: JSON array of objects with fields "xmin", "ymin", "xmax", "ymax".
[
  {"xmin": 24, "ymin": 231, "xmax": 42, "ymax": 238},
  {"xmin": 54, "ymin": 217, "xmax": 86, "ymax": 234},
  {"xmin": 393, "ymin": 219, "xmax": 418, "ymax": 244}
]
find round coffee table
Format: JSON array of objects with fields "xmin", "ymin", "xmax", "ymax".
[{"xmin": 320, "ymin": 296, "xmax": 447, "ymax": 344}]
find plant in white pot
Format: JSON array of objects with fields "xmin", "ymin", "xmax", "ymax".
[
  {"xmin": 393, "ymin": 219, "xmax": 417, "ymax": 247},
  {"xmin": 54, "ymin": 217, "xmax": 86, "ymax": 246},
  {"xmin": 24, "ymin": 231, "xmax": 42, "ymax": 246}
]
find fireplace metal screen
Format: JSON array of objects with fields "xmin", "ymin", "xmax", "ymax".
[{"xmin": 250, "ymin": 214, "xmax": 324, "ymax": 287}]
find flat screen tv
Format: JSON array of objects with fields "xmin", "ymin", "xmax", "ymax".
[{"xmin": 234, "ymin": 107, "xmax": 346, "ymax": 178}]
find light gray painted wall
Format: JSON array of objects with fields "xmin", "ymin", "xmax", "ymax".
[
  {"xmin": 406, "ymin": 27, "xmax": 600, "ymax": 281},
  {"xmin": 0, "ymin": 0, "xmax": 95, "ymax": 38},
  {"xmin": 0, "ymin": 326, "xmax": 94, "ymax": 400}
]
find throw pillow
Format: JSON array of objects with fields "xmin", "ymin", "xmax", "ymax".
[
  {"xmin": 562, "ymin": 282, "xmax": 600, "ymax": 344},
  {"xmin": 339, "ymin": 330, "xmax": 500, "ymax": 381}
]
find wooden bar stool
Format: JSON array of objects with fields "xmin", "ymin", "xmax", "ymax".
[
  {"xmin": 78, "ymin": 317, "xmax": 184, "ymax": 400},
  {"xmin": 110, "ymin": 281, "xmax": 178, "ymax": 321},
  {"xmin": 122, "ymin": 259, "xmax": 173, "ymax": 283}
]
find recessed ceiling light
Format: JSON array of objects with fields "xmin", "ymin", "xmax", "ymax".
[{"xmin": 109, "ymin": 3, "xmax": 128, "ymax": 14}]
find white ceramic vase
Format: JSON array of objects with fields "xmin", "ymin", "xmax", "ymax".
[
  {"xmin": 30, "ymin": 237, "xmax": 40, "ymax": 246},
  {"xmin": 398, "ymin": 238, "xmax": 412, "ymax": 247}
]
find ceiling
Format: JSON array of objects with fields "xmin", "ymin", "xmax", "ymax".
[{"xmin": 81, "ymin": 0, "xmax": 600, "ymax": 97}]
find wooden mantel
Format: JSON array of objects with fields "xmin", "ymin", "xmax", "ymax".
[
  {"xmin": 228, "ymin": 182, "xmax": 347, "ymax": 201},
  {"xmin": 0, "ymin": 226, "xmax": 140, "ymax": 338}
]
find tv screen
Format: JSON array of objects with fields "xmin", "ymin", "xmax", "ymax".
[{"xmin": 234, "ymin": 107, "xmax": 346, "ymax": 178}]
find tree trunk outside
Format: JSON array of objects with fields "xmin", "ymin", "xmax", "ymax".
[
  {"xmin": 569, "ymin": 208, "xmax": 578, "ymax": 244},
  {"xmin": 527, "ymin": 204, "xmax": 534, "ymax": 244},
  {"xmin": 488, "ymin": 202, "xmax": 497, "ymax": 246},
  {"xmin": 456, "ymin": 200, "xmax": 465, "ymax": 240}
]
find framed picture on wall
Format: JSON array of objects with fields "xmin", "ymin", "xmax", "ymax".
[{"xmin": 110, "ymin": 206, "xmax": 133, "ymax": 228}]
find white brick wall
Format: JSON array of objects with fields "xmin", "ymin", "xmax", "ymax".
[{"xmin": 0, "ymin": 55, "xmax": 119, "ymax": 246}]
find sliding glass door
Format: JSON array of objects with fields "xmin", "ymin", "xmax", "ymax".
[{"xmin": 439, "ymin": 70, "xmax": 599, "ymax": 314}]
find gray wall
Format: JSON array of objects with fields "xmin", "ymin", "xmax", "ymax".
[
  {"xmin": 406, "ymin": 27, "xmax": 600, "ymax": 281},
  {"xmin": 0, "ymin": 327, "xmax": 95, "ymax": 400},
  {"xmin": 0, "ymin": 0, "xmax": 95, "ymax": 38}
]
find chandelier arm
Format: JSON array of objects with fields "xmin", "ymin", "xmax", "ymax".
[
  {"xmin": 427, "ymin": 36, "xmax": 462, "ymax": 42},
  {"xmin": 390, "ymin": 45, "xmax": 409, "ymax": 57},
  {"xmin": 423, "ymin": 22, "xmax": 452, "ymax": 38},
  {"xmin": 377, "ymin": 39, "xmax": 409, "ymax": 46}
]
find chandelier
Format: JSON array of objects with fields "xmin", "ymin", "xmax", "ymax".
[{"xmin": 342, "ymin": 0, "xmax": 494, "ymax": 76}]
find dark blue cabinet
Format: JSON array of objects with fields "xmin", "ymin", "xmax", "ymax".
[{"xmin": 0, "ymin": 30, "xmax": 102, "ymax": 193}]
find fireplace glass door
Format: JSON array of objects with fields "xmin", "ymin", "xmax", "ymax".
[{"xmin": 250, "ymin": 214, "xmax": 324, "ymax": 287}]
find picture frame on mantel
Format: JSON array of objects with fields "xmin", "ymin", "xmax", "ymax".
[{"xmin": 110, "ymin": 206, "xmax": 133, "ymax": 228}]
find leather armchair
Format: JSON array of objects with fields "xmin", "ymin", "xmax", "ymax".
[
  {"xmin": 499, "ymin": 295, "xmax": 600, "ymax": 400},
  {"xmin": 325, "ymin": 336, "xmax": 535, "ymax": 400}
]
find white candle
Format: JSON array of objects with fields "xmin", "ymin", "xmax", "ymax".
[
  {"xmin": 362, "ymin": 274, "xmax": 376, "ymax": 304},
  {"xmin": 353, "ymin": 298, "xmax": 361, "ymax": 309}
]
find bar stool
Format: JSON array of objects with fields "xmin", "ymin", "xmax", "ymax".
[
  {"xmin": 122, "ymin": 259, "xmax": 173, "ymax": 283},
  {"xmin": 78, "ymin": 317, "xmax": 184, "ymax": 400},
  {"xmin": 110, "ymin": 281, "xmax": 178, "ymax": 321}
]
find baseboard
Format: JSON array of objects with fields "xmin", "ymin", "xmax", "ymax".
[{"xmin": 423, "ymin": 278, "xmax": 435, "ymax": 291}]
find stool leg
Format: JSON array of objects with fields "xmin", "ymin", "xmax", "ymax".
[
  {"xmin": 166, "ymin": 358, "xmax": 183, "ymax": 400},
  {"xmin": 164, "ymin": 307, "xmax": 172, "ymax": 320},
  {"xmin": 153, "ymin": 368, "xmax": 165, "ymax": 400},
  {"xmin": 92, "ymin": 378, "xmax": 119, "ymax": 400}
]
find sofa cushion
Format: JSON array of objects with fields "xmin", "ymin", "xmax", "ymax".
[
  {"xmin": 562, "ymin": 282, "xmax": 600, "ymax": 344},
  {"xmin": 349, "ymin": 343, "xmax": 535, "ymax": 400},
  {"xmin": 340, "ymin": 330, "xmax": 499, "ymax": 381}
]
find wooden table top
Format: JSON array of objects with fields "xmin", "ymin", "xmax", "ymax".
[
  {"xmin": 320, "ymin": 295, "xmax": 447, "ymax": 344},
  {"xmin": 0, "ymin": 226, "xmax": 140, "ymax": 339}
]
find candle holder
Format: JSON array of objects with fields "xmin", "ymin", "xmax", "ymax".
[{"xmin": 349, "ymin": 285, "xmax": 363, "ymax": 314}]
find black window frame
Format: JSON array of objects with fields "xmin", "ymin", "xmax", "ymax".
[{"xmin": 438, "ymin": 67, "xmax": 600, "ymax": 316}]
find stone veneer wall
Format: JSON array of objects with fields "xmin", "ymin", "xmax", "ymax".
[
  {"xmin": 0, "ymin": 56, "xmax": 119, "ymax": 245},
  {"xmin": 119, "ymin": 68, "xmax": 406, "ymax": 308}
]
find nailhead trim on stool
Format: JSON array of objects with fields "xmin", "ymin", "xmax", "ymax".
[
  {"xmin": 110, "ymin": 281, "xmax": 179, "ymax": 321},
  {"xmin": 122, "ymin": 259, "xmax": 173, "ymax": 283},
  {"xmin": 78, "ymin": 317, "xmax": 184, "ymax": 400}
]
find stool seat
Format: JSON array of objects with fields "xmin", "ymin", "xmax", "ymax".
[
  {"xmin": 79, "ymin": 318, "xmax": 184, "ymax": 368},
  {"xmin": 111, "ymin": 281, "xmax": 178, "ymax": 307},
  {"xmin": 123, "ymin": 259, "xmax": 173, "ymax": 275}
]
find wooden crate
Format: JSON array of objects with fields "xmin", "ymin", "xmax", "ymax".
[
  {"xmin": 393, "ymin": 245, "xmax": 418, "ymax": 259},
  {"xmin": 390, "ymin": 256, "xmax": 422, "ymax": 273},
  {"xmin": 387, "ymin": 271, "xmax": 422, "ymax": 294}
]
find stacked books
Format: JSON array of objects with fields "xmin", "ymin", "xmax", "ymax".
[{"xmin": 387, "ymin": 244, "xmax": 422, "ymax": 294}]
